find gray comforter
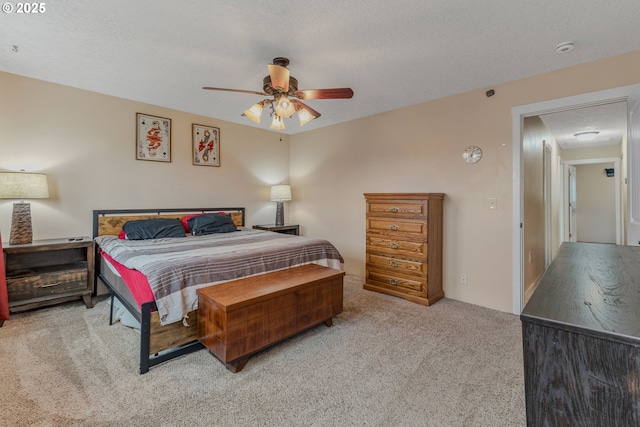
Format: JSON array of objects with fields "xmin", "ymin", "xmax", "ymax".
[{"xmin": 95, "ymin": 228, "xmax": 344, "ymax": 325}]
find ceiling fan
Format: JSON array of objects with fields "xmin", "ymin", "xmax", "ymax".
[{"xmin": 203, "ymin": 57, "xmax": 354, "ymax": 130}]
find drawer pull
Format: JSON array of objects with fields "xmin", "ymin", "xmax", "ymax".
[
  {"xmin": 388, "ymin": 242, "xmax": 399, "ymax": 249},
  {"xmin": 389, "ymin": 224, "xmax": 400, "ymax": 231},
  {"xmin": 39, "ymin": 282, "xmax": 61, "ymax": 288},
  {"xmin": 388, "ymin": 206, "xmax": 399, "ymax": 213},
  {"xmin": 388, "ymin": 279, "xmax": 399, "ymax": 286},
  {"xmin": 389, "ymin": 260, "xmax": 399, "ymax": 268}
]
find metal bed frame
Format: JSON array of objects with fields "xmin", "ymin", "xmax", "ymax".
[{"xmin": 92, "ymin": 207, "xmax": 246, "ymax": 373}]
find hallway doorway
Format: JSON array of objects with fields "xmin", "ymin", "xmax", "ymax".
[{"xmin": 511, "ymin": 83, "xmax": 640, "ymax": 314}]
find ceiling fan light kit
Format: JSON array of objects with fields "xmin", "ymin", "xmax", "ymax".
[{"xmin": 204, "ymin": 57, "xmax": 353, "ymax": 130}]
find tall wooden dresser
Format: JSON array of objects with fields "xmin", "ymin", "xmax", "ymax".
[{"xmin": 364, "ymin": 193, "xmax": 444, "ymax": 306}]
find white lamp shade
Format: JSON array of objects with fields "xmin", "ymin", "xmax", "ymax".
[
  {"xmin": 270, "ymin": 115, "xmax": 286, "ymax": 130},
  {"xmin": 297, "ymin": 106, "xmax": 317, "ymax": 126},
  {"xmin": 0, "ymin": 172, "xmax": 49, "ymax": 199},
  {"xmin": 270, "ymin": 184, "xmax": 292, "ymax": 201},
  {"xmin": 243, "ymin": 102, "xmax": 264, "ymax": 123}
]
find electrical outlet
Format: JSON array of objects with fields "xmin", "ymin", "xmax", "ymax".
[
  {"xmin": 461, "ymin": 274, "xmax": 467, "ymax": 285},
  {"xmin": 488, "ymin": 198, "xmax": 497, "ymax": 210}
]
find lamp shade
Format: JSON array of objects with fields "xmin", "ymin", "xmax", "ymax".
[
  {"xmin": 0, "ymin": 172, "xmax": 49, "ymax": 199},
  {"xmin": 270, "ymin": 184, "xmax": 292, "ymax": 201},
  {"xmin": 270, "ymin": 115, "xmax": 286, "ymax": 130},
  {"xmin": 243, "ymin": 101, "xmax": 265, "ymax": 123},
  {"xmin": 297, "ymin": 106, "xmax": 318, "ymax": 126}
]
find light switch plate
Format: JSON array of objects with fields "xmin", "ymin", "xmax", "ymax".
[{"xmin": 489, "ymin": 198, "xmax": 497, "ymax": 210}]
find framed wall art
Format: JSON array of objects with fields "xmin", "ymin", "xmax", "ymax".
[
  {"xmin": 136, "ymin": 113, "xmax": 171, "ymax": 162},
  {"xmin": 192, "ymin": 124, "xmax": 220, "ymax": 167}
]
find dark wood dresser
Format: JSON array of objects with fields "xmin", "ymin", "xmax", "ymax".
[
  {"xmin": 363, "ymin": 193, "xmax": 444, "ymax": 306},
  {"xmin": 521, "ymin": 242, "xmax": 640, "ymax": 426}
]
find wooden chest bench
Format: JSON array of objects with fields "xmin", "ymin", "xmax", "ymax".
[{"xmin": 196, "ymin": 264, "xmax": 345, "ymax": 372}]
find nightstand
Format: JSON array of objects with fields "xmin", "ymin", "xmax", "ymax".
[
  {"xmin": 252, "ymin": 224, "xmax": 300, "ymax": 236},
  {"xmin": 3, "ymin": 237, "xmax": 95, "ymax": 312}
]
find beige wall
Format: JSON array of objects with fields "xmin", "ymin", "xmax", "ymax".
[
  {"xmin": 562, "ymin": 144, "xmax": 622, "ymax": 161},
  {"xmin": 575, "ymin": 162, "xmax": 617, "ymax": 243},
  {"xmin": 0, "ymin": 72, "xmax": 291, "ymax": 240},
  {"xmin": 2, "ymin": 51, "xmax": 640, "ymax": 314},
  {"xmin": 290, "ymin": 50, "xmax": 640, "ymax": 313}
]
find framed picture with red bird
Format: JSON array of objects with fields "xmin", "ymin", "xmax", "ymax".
[
  {"xmin": 136, "ymin": 113, "xmax": 172, "ymax": 162},
  {"xmin": 192, "ymin": 123, "xmax": 220, "ymax": 167}
]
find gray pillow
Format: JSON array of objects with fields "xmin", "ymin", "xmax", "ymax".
[{"xmin": 189, "ymin": 213, "xmax": 237, "ymax": 235}]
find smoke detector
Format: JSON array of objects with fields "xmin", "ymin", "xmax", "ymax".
[{"xmin": 556, "ymin": 41, "xmax": 575, "ymax": 54}]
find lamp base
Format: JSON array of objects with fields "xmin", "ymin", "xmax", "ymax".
[
  {"xmin": 275, "ymin": 201, "xmax": 285, "ymax": 227},
  {"xmin": 9, "ymin": 202, "xmax": 33, "ymax": 245}
]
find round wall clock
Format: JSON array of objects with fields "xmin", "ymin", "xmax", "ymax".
[{"xmin": 463, "ymin": 146, "xmax": 482, "ymax": 164}]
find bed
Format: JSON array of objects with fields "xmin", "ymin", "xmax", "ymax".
[{"xmin": 93, "ymin": 207, "xmax": 344, "ymax": 373}]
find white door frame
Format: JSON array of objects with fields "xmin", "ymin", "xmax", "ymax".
[
  {"xmin": 561, "ymin": 158, "xmax": 622, "ymax": 245},
  {"xmin": 511, "ymin": 84, "xmax": 639, "ymax": 315},
  {"xmin": 566, "ymin": 164, "xmax": 578, "ymax": 243},
  {"xmin": 543, "ymin": 141, "xmax": 553, "ymax": 268}
]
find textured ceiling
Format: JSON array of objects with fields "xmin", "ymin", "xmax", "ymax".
[
  {"xmin": 1, "ymin": 1, "xmax": 639, "ymax": 135},
  {"xmin": 540, "ymin": 102, "xmax": 627, "ymax": 150}
]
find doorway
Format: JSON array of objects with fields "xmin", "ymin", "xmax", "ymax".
[
  {"xmin": 511, "ymin": 84, "xmax": 640, "ymax": 314},
  {"xmin": 562, "ymin": 158, "xmax": 621, "ymax": 244}
]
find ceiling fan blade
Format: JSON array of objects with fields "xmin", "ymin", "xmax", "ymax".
[
  {"xmin": 268, "ymin": 64, "xmax": 290, "ymax": 92},
  {"xmin": 202, "ymin": 87, "xmax": 268, "ymax": 96},
  {"xmin": 294, "ymin": 88, "xmax": 354, "ymax": 100}
]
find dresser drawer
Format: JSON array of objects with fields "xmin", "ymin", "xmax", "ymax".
[
  {"xmin": 366, "ymin": 268, "xmax": 425, "ymax": 295},
  {"xmin": 367, "ymin": 236, "xmax": 427, "ymax": 257},
  {"xmin": 366, "ymin": 218, "xmax": 427, "ymax": 239},
  {"xmin": 7, "ymin": 265, "xmax": 88, "ymax": 302},
  {"xmin": 367, "ymin": 253, "xmax": 426, "ymax": 276},
  {"xmin": 367, "ymin": 200, "xmax": 428, "ymax": 218}
]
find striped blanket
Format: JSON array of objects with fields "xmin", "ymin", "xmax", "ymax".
[{"xmin": 95, "ymin": 228, "xmax": 344, "ymax": 326}]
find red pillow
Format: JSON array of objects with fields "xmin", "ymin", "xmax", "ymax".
[
  {"xmin": 118, "ymin": 230, "xmax": 126, "ymax": 239},
  {"xmin": 181, "ymin": 214, "xmax": 203, "ymax": 233}
]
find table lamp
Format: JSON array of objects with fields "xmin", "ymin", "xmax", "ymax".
[
  {"xmin": 270, "ymin": 184, "xmax": 291, "ymax": 227},
  {"xmin": 0, "ymin": 171, "xmax": 49, "ymax": 245}
]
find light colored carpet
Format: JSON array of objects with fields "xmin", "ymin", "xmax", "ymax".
[{"xmin": 0, "ymin": 276, "xmax": 526, "ymax": 426}]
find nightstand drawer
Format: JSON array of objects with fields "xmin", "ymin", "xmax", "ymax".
[{"xmin": 7, "ymin": 264, "xmax": 88, "ymax": 302}]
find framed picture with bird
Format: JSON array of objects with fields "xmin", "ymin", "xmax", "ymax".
[{"xmin": 192, "ymin": 124, "xmax": 220, "ymax": 167}]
